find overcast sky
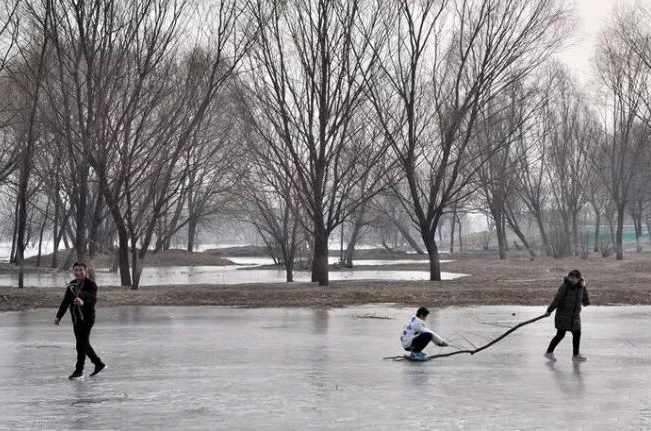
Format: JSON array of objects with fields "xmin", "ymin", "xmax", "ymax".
[{"xmin": 554, "ymin": 0, "xmax": 643, "ymax": 85}]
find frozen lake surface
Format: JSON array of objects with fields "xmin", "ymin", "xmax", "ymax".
[
  {"xmin": 0, "ymin": 305, "xmax": 649, "ymax": 430},
  {"xmin": 0, "ymin": 263, "xmax": 466, "ymax": 288}
]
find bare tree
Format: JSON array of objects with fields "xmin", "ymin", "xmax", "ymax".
[
  {"xmin": 240, "ymin": 126, "xmax": 305, "ymax": 281},
  {"xmin": 6, "ymin": 0, "xmax": 51, "ymax": 287},
  {"xmin": 153, "ymin": 94, "xmax": 243, "ymax": 253},
  {"xmin": 366, "ymin": 0, "xmax": 571, "ymax": 280},
  {"xmin": 545, "ymin": 69, "xmax": 594, "ymax": 257},
  {"xmin": 474, "ymin": 82, "xmax": 538, "ymax": 259},
  {"xmin": 617, "ymin": 4, "xmax": 651, "ymax": 251},
  {"xmin": 595, "ymin": 8, "xmax": 651, "ymax": 260},
  {"xmin": 624, "ymin": 131, "xmax": 651, "ymax": 251},
  {"xmin": 37, "ymin": 0, "xmax": 253, "ymax": 288},
  {"xmin": 245, "ymin": 0, "xmax": 390, "ymax": 285}
]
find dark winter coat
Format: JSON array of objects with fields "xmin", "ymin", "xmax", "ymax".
[
  {"xmin": 56, "ymin": 278, "xmax": 98, "ymax": 325},
  {"xmin": 547, "ymin": 277, "xmax": 590, "ymax": 331}
]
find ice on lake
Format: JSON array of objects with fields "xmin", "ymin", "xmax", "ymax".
[{"xmin": 0, "ymin": 305, "xmax": 649, "ymax": 430}]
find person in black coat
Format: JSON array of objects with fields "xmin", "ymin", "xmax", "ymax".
[
  {"xmin": 543, "ymin": 269, "xmax": 590, "ymax": 362},
  {"xmin": 55, "ymin": 262, "xmax": 106, "ymax": 379}
]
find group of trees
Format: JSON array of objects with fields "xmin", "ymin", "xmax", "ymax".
[{"xmin": 0, "ymin": 0, "xmax": 649, "ymax": 288}]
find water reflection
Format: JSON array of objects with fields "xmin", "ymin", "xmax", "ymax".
[
  {"xmin": 545, "ymin": 360, "xmax": 585, "ymax": 396},
  {"xmin": 0, "ymin": 264, "xmax": 467, "ymax": 287}
]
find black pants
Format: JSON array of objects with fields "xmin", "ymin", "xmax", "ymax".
[
  {"xmin": 73, "ymin": 320, "xmax": 102, "ymax": 372},
  {"xmin": 406, "ymin": 332, "xmax": 433, "ymax": 353},
  {"xmin": 546, "ymin": 329, "xmax": 581, "ymax": 356}
]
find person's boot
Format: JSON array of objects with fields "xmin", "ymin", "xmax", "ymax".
[
  {"xmin": 543, "ymin": 352, "xmax": 557, "ymax": 361},
  {"xmin": 68, "ymin": 370, "xmax": 83, "ymax": 380},
  {"xmin": 572, "ymin": 354, "xmax": 587, "ymax": 362},
  {"xmin": 90, "ymin": 363, "xmax": 107, "ymax": 377}
]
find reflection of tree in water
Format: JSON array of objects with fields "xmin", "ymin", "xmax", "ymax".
[{"xmin": 311, "ymin": 310, "xmax": 329, "ymax": 335}]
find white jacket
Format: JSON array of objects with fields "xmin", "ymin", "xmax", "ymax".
[{"xmin": 400, "ymin": 315, "xmax": 445, "ymax": 349}]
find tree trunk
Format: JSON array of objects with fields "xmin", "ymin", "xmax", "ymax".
[
  {"xmin": 535, "ymin": 213, "xmax": 553, "ymax": 256},
  {"xmin": 492, "ymin": 209, "xmax": 506, "ymax": 260},
  {"xmin": 311, "ymin": 224, "xmax": 329, "ymax": 286},
  {"xmin": 283, "ymin": 246, "xmax": 294, "ymax": 282},
  {"xmin": 52, "ymin": 192, "xmax": 61, "ymax": 268},
  {"xmin": 155, "ymin": 217, "xmax": 165, "ymax": 252},
  {"xmin": 62, "ymin": 226, "xmax": 70, "ymax": 249},
  {"xmin": 339, "ymin": 222, "xmax": 345, "ymax": 264},
  {"xmin": 457, "ymin": 215, "xmax": 463, "ymax": 252},
  {"xmin": 344, "ymin": 213, "xmax": 365, "ymax": 267},
  {"xmin": 159, "ymin": 196, "xmax": 185, "ymax": 251},
  {"xmin": 88, "ymin": 192, "xmax": 104, "ymax": 274},
  {"xmin": 427, "ymin": 239, "xmax": 441, "ymax": 281},
  {"xmin": 10, "ymin": 197, "xmax": 19, "ymax": 264},
  {"xmin": 16, "ymin": 213, "xmax": 26, "ymax": 289},
  {"xmin": 572, "ymin": 212, "xmax": 580, "ymax": 256},
  {"xmin": 502, "ymin": 217, "xmax": 509, "ymax": 252},
  {"xmin": 449, "ymin": 210, "xmax": 456, "ymax": 253},
  {"xmin": 285, "ymin": 261, "xmax": 294, "ymax": 282},
  {"xmin": 74, "ymin": 164, "xmax": 90, "ymax": 263},
  {"xmin": 615, "ymin": 205, "xmax": 625, "ymax": 260},
  {"xmin": 187, "ymin": 216, "xmax": 198, "ymax": 252},
  {"xmin": 504, "ymin": 207, "xmax": 536, "ymax": 259},
  {"xmin": 593, "ymin": 205, "xmax": 601, "ymax": 253},
  {"xmin": 633, "ymin": 211, "xmax": 643, "ymax": 252},
  {"xmin": 36, "ymin": 196, "xmax": 51, "ymax": 267},
  {"xmin": 131, "ymin": 245, "xmax": 142, "ymax": 290},
  {"xmin": 512, "ymin": 226, "xmax": 536, "ymax": 258},
  {"xmin": 604, "ymin": 206, "xmax": 616, "ymax": 248},
  {"xmin": 387, "ymin": 215, "xmax": 425, "ymax": 255},
  {"xmin": 116, "ymin": 225, "xmax": 132, "ymax": 286},
  {"xmin": 16, "ymin": 152, "xmax": 32, "ymax": 288}
]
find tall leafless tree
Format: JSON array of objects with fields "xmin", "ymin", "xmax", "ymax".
[
  {"xmin": 7, "ymin": 0, "xmax": 51, "ymax": 287},
  {"xmin": 366, "ymin": 0, "xmax": 571, "ymax": 280},
  {"xmin": 595, "ymin": 8, "xmax": 651, "ymax": 260},
  {"xmin": 35, "ymin": 0, "xmax": 254, "ymax": 288},
  {"xmin": 545, "ymin": 69, "xmax": 594, "ymax": 257},
  {"xmin": 245, "ymin": 0, "xmax": 390, "ymax": 285}
]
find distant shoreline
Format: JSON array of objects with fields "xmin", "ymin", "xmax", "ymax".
[{"xmin": 1, "ymin": 251, "xmax": 648, "ymax": 311}]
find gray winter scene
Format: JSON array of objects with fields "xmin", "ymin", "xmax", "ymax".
[{"xmin": 0, "ymin": 0, "xmax": 649, "ymax": 430}]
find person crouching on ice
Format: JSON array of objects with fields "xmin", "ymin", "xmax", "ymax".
[{"xmin": 401, "ymin": 307, "xmax": 448, "ymax": 359}]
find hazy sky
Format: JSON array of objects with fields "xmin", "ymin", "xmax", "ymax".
[{"xmin": 555, "ymin": 0, "xmax": 644, "ymax": 85}]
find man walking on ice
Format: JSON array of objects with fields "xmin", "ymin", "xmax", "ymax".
[{"xmin": 55, "ymin": 262, "xmax": 106, "ymax": 380}]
